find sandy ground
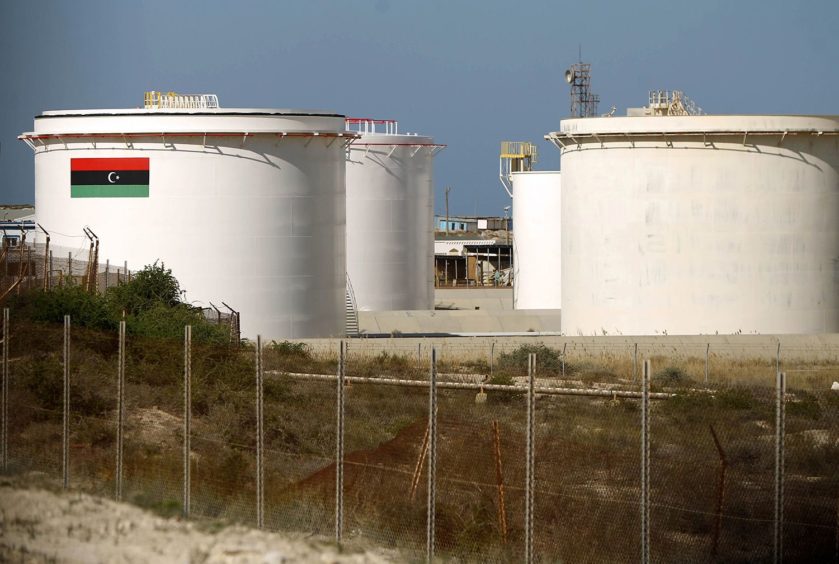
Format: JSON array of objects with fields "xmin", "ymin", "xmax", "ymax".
[{"xmin": 0, "ymin": 480, "xmax": 395, "ymax": 564}]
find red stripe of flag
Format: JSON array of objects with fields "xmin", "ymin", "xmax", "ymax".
[{"xmin": 71, "ymin": 158, "xmax": 149, "ymax": 171}]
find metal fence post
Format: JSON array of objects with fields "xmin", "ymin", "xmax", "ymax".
[
  {"xmin": 256, "ymin": 335, "xmax": 264, "ymax": 529},
  {"xmin": 183, "ymin": 325, "xmax": 192, "ymax": 519},
  {"xmin": 490, "ymin": 341, "xmax": 495, "ymax": 379},
  {"xmin": 704, "ymin": 343, "xmax": 710, "ymax": 384},
  {"xmin": 115, "ymin": 320, "xmax": 125, "ymax": 501},
  {"xmin": 1, "ymin": 308, "xmax": 8, "ymax": 472},
  {"xmin": 63, "ymin": 315, "xmax": 70, "ymax": 490},
  {"xmin": 641, "ymin": 358, "xmax": 651, "ymax": 564},
  {"xmin": 525, "ymin": 353, "xmax": 536, "ymax": 563},
  {"xmin": 417, "ymin": 342, "xmax": 422, "ymax": 372},
  {"xmin": 335, "ymin": 340, "xmax": 346, "ymax": 544},
  {"xmin": 561, "ymin": 343, "xmax": 567, "ymax": 379},
  {"xmin": 104, "ymin": 260, "xmax": 110, "ymax": 291},
  {"xmin": 426, "ymin": 347, "xmax": 438, "ymax": 563},
  {"xmin": 776, "ymin": 342, "xmax": 781, "ymax": 379},
  {"xmin": 774, "ymin": 370, "xmax": 786, "ymax": 564},
  {"xmin": 633, "ymin": 343, "xmax": 638, "ymax": 383}
]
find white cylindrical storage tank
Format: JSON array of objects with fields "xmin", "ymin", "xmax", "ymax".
[
  {"xmin": 345, "ymin": 119, "xmax": 442, "ymax": 311},
  {"xmin": 547, "ymin": 114, "xmax": 839, "ymax": 335},
  {"xmin": 21, "ymin": 106, "xmax": 354, "ymax": 339},
  {"xmin": 511, "ymin": 171, "xmax": 561, "ymax": 309}
]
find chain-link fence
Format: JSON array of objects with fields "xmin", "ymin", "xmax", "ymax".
[
  {"xmin": 2, "ymin": 308, "xmax": 838, "ymax": 562},
  {"xmin": 0, "ymin": 241, "xmax": 239, "ymax": 341}
]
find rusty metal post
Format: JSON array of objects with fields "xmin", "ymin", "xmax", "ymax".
[
  {"xmin": 39, "ymin": 224, "xmax": 50, "ymax": 291},
  {"xmin": 26, "ymin": 246, "xmax": 32, "ymax": 291},
  {"xmin": 1, "ymin": 308, "xmax": 8, "ymax": 472},
  {"xmin": 16, "ymin": 238, "xmax": 24, "ymax": 296},
  {"xmin": 709, "ymin": 424, "xmax": 727, "ymax": 556},
  {"xmin": 492, "ymin": 420, "xmax": 508, "ymax": 544},
  {"xmin": 410, "ymin": 425, "xmax": 430, "ymax": 502}
]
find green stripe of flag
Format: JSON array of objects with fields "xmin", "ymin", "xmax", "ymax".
[{"xmin": 71, "ymin": 185, "xmax": 149, "ymax": 198}]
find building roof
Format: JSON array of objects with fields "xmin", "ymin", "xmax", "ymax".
[{"xmin": 0, "ymin": 206, "xmax": 35, "ymax": 221}]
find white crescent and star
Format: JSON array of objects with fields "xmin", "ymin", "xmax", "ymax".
[{"xmin": 107, "ymin": 172, "xmax": 120, "ymax": 183}]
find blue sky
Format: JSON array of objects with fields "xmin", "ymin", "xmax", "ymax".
[{"xmin": 1, "ymin": 0, "xmax": 837, "ymax": 215}]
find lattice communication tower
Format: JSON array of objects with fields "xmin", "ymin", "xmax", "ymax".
[{"xmin": 565, "ymin": 63, "xmax": 599, "ymax": 117}]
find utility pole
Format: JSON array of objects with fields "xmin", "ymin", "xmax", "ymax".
[{"xmin": 445, "ymin": 186, "xmax": 451, "ymax": 235}]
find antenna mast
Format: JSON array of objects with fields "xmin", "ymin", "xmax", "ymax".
[{"xmin": 564, "ymin": 59, "xmax": 599, "ymax": 118}]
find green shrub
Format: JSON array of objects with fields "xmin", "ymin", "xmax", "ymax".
[
  {"xmin": 787, "ymin": 392, "xmax": 822, "ymax": 420},
  {"xmin": 269, "ymin": 340, "xmax": 311, "ymax": 359},
  {"xmin": 497, "ymin": 343, "xmax": 563, "ymax": 376},
  {"xmin": 716, "ymin": 387, "xmax": 757, "ymax": 410},
  {"xmin": 106, "ymin": 261, "xmax": 181, "ymax": 316},
  {"xmin": 17, "ymin": 356, "xmax": 63, "ymax": 414},
  {"xmin": 127, "ymin": 303, "xmax": 228, "ymax": 344},
  {"xmin": 654, "ymin": 366, "xmax": 686, "ymax": 385},
  {"xmin": 13, "ymin": 285, "xmax": 115, "ymax": 331}
]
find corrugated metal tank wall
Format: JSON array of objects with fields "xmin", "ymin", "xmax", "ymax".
[
  {"xmin": 512, "ymin": 171, "xmax": 561, "ymax": 310},
  {"xmin": 549, "ymin": 115, "xmax": 839, "ymax": 335},
  {"xmin": 345, "ymin": 127, "xmax": 440, "ymax": 311},
  {"xmin": 24, "ymin": 109, "xmax": 351, "ymax": 339}
]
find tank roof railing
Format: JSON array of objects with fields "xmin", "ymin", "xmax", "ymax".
[
  {"xmin": 144, "ymin": 91, "xmax": 220, "ymax": 110},
  {"xmin": 345, "ymin": 118, "xmax": 399, "ymax": 135}
]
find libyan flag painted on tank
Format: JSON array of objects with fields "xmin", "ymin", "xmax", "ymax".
[{"xmin": 70, "ymin": 158, "xmax": 149, "ymax": 198}]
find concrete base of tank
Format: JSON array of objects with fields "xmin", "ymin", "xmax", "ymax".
[
  {"xmin": 434, "ymin": 288, "xmax": 513, "ymax": 311},
  {"xmin": 357, "ymin": 308, "xmax": 561, "ymax": 334}
]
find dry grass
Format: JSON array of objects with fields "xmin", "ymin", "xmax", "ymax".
[{"xmin": 4, "ymin": 321, "xmax": 839, "ymax": 562}]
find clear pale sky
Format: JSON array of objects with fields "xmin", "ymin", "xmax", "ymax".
[{"xmin": 1, "ymin": 0, "xmax": 837, "ymax": 215}]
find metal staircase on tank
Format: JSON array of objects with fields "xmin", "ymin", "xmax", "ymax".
[{"xmin": 345, "ymin": 275, "xmax": 360, "ymax": 337}]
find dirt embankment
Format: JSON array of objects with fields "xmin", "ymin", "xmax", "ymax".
[{"xmin": 0, "ymin": 481, "xmax": 395, "ymax": 563}]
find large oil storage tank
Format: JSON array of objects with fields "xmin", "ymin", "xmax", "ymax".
[
  {"xmin": 547, "ymin": 113, "xmax": 839, "ymax": 335},
  {"xmin": 345, "ymin": 119, "xmax": 443, "ymax": 311},
  {"xmin": 19, "ymin": 93, "xmax": 354, "ymax": 339},
  {"xmin": 511, "ymin": 171, "xmax": 562, "ymax": 310}
]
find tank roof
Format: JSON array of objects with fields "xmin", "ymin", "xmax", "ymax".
[
  {"xmin": 550, "ymin": 114, "xmax": 839, "ymax": 138},
  {"xmin": 38, "ymin": 108, "xmax": 343, "ymax": 118}
]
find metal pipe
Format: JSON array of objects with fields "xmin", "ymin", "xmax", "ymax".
[{"xmin": 265, "ymin": 370, "xmax": 674, "ymax": 399}]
